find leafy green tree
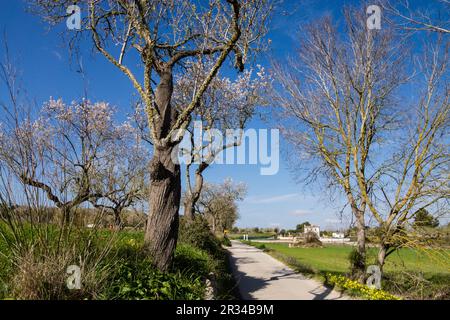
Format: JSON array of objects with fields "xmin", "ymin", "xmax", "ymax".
[
  {"xmin": 413, "ymin": 208, "xmax": 439, "ymax": 228},
  {"xmin": 296, "ymin": 222, "xmax": 311, "ymax": 233}
]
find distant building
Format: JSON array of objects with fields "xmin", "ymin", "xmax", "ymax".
[
  {"xmin": 332, "ymin": 232, "xmax": 345, "ymax": 239},
  {"xmin": 304, "ymin": 225, "xmax": 320, "ymax": 237}
]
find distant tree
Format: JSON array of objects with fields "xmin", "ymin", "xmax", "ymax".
[
  {"xmin": 413, "ymin": 208, "xmax": 439, "ymax": 228},
  {"xmin": 296, "ymin": 222, "xmax": 311, "ymax": 233},
  {"xmin": 196, "ymin": 179, "xmax": 246, "ymax": 233}
]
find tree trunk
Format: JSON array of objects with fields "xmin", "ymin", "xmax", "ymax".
[
  {"xmin": 144, "ymin": 68, "xmax": 181, "ymax": 272},
  {"xmin": 114, "ymin": 208, "xmax": 123, "ymax": 230},
  {"xmin": 183, "ymin": 196, "xmax": 196, "ymax": 220},
  {"xmin": 184, "ymin": 164, "xmax": 206, "ymax": 221},
  {"xmin": 145, "ymin": 147, "xmax": 181, "ymax": 271},
  {"xmin": 60, "ymin": 206, "xmax": 70, "ymax": 227},
  {"xmin": 377, "ymin": 243, "xmax": 388, "ymax": 271}
]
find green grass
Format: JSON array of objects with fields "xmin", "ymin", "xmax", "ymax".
[
  {"xmin": 0, "ymin": 220, "xmax": 233, "ymax": 300},
  {"xmin": 255, "ymin": 242, "xmax": 450, "ymax": 299},
  {"xmin": 259, "ymin": 243, "xmax": 450, "ymax": 275}
]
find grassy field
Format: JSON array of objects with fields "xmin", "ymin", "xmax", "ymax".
[
  {"xmin": 0, "ymin": 219, "xmax": 235, "ymax": 300},
  {"xmin": 259, "ymin": 243, "xmax": 450, "ymax": 275},
  {"xmin": 255, "ymin": 242, "xmax": 450, "ymax": 299}
]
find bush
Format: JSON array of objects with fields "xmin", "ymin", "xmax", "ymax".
[
  {"xmin": 383, "ymin": 272, "xmax": 450, "ymax": 300},
  {"xmin": 256, "ymin": 243, "xmax": 266, "ymax": 250},
  {"xmin": 1, "ymin": 213, "xmax": 237, "ymax": 300},
  {"xmin": 10, "ymin": 247, "xmax": 112, "ymax": 300},
  {"xmin": 348, "ymin": 248, "xmax": 365, "ymax": 280},
  {"xmin": 103, "ymin": 251, "xmax": 205, "ymax": 300},
  {"xmin": 221, "ymin": 236, "xmax": 232, "ymax": 247},
  {"xmin": 178, "ymin": 215, "xmax": 222, "ymax": 256}
]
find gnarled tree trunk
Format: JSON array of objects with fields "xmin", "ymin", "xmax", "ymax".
[
  {"xmin": 145, "ymin": 147, "xmax": 181, "ymax": 271},
  {"xmin": 144, "ymin": 68, "xmax": 181, "ymax": 272}
]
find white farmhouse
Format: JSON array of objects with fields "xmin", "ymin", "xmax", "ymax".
[
  {"xmin": 304, "ymin": 225, "xmax": 320, "ymax": 237},
  {"xmin": 332, "ymin": 232, "xmax": 345, "ymax": 239}
]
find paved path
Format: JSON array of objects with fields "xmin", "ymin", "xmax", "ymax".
[{"xmin": 227, "ymin": 241, "xmax": 349, "ymax": 300}]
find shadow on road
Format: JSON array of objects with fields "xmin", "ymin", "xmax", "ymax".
[{"xmin": 228, "ymin": 253, "xmax": 268, "ymax": 300}]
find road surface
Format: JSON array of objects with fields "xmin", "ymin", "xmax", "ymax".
[{"xmin": 227, "ymin": 240, "xmax": 349, "ymax": 300}]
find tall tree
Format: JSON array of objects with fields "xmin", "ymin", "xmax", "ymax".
[
  {"xmin": 271, "ymin": 9, "xmax": 408, "ymax": 280},
  {"xmin": 31, "ymin": 0, "xmax": 273, "ymax": 270}
]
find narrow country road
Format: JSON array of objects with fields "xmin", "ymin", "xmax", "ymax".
[{"xmin": 227, "ymin": 241, "xmax": 349, "ymax": 300}]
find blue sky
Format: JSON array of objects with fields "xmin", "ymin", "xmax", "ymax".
[{"xmin": 0, "ymin": 1, "xmax": 443, "ymax": 230}]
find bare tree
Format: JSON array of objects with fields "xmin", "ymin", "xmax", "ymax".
[
  {"xmin": 31, "ymin": 0, "xmax": 273, "ymax": 270},
  {"xmin": 383, "ymin": 0, "xmax": 450, "ymax": 34},
  {"xmin": 271, "ymin": 9, "xmax": 409, "ymax": 280},
  {"xmin": 364, "ymin": 38, "xmax": 449, "ymax": 270}
]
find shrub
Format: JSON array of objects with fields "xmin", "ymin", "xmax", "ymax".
[
  {"xmin": 221, "ymin": 236, "xmax": 232, "ymax": 247},
  {"xmin": 5, "ymin": 232, "xmax": 114, "ymax": 300},
  {"xmin": 348, "ymin": 248, "xmax": 365, "ymax": 280},
  {"xmin": 256, "ymin": 243, "xmax": 266, "ymax": 250},
  {"xmin": 178, "ymin": 215, "xmax": 222, "ymax": 256},
  {"xmin": 103, "ymin": 256, "xmax": 205, "ymax": 300}
]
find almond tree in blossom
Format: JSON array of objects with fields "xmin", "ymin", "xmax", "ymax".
[
  {"xmin": 31, "ymin": 0, "xmax": 274, "ymax": 270},
  {"xmin": 0, "ymin": 98, "xmax": 127, "ymax": 226},
  {"xmin": 172, "ymin": 62, "xmax": 269, "ymax": 221}
]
